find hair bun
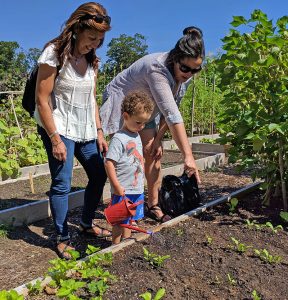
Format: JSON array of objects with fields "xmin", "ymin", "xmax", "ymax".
[{"xmin": 183, "ymin": 26, "xmax": 203, "ymax": 37}]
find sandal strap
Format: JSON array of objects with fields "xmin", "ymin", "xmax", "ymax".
[
  {"xmin": 57, "ymin": 240, "xmax": 74, "ymax": 256},
  {"xmin": 79, "ymin": 223, "xmax": 111, "ymax": 237},
  {"xmin": 160, "ymin": 214, "xmax": 171, "ymax": 223},
  {"xmin": 147, "ymin": 204, "xmax": 162, "ymax": 211},
  {"xmin": 80, "ymin": 224, "xmax": 103, "ymax": 232},
  {"xmin": 61, "ymin": 243, "xmax": 70, "ymax": 253}
]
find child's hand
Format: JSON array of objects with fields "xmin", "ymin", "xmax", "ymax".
[{"xmin": 114, "ymin": 185, "xmax": 125, "ymax": 196}]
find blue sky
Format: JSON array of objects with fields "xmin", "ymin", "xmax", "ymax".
[{"xmin": 1, "ymin": 0, "xmax": 287, "ymax": 63}]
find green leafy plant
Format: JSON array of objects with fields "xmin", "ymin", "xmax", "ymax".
[
  {"xmin": 254, "ymin": 248, "xmax": 282, "ymax": 264},
  {"xmin": 143, "ymin": 247, "xmax": 170, "ymax": 268},
  {"xmin": 26, "ymin": 280, "xmax": 43, "ymax": 295},
  {"xmin": 264, "ymin": 222, "xmax": 283, "ymax": 233},
  {"xmin": 245, "ymin": 219, "xmax": 262, "ymax": 230},
  {"xmin": 0, "ymin": 290, "xmax": 24, "ymax": 299},
  {"xmin": 227, "ymin": 273, "xmax": 236, "ymax": 286},
  {"xmin": 199, "ymin": 137, "xmax": 217, "ymax": 144},
  {"xmin": 0, "ymin": 113, "xmax": 47, "ymax": 180},
  {"xmin": 176, "ymin": 228, "xmax": 184, "ymax": 236},
  {"xmin": 252, "ymin": 289, "xmax": 262, "ymax": 300},
  {"xmin": 85, "ymin": 244, "xmax": 101, "ymax": 255},
  {"xmin": 87, "ymin": 279, "xmax": 110, "ymax": 297},
  {"xmin": 253, "ymin": 223, "xmax": 262, "ymax": 230},
  {"xmin": 140, "ymin": 288, "xmax": 166, "ymax": 300},
  {"xmin": 42, "ymin": 245, "xmax": 115, "ymax": 299},
  {"xmin": 0, "ymin": 224, "xmax": 11, "ymax": 238},
  {"xmin": 227, "ymin": 198, "xmax": 238, "ymax": 214},
  {"xmin": 217, "ymin": 9, "xmax": 288, "ymax": 210},
  {"xmin": 56, "ymin": 279, "xmax": 86, "ymax": 298},
  {"xmin": 230, "ymin": 237, "xmax": 251, "ymax": 253},
  {"xmin": 280, "ymin": 211, "xmax": 288, "ymax": 223},
  {"xmin": 245, "ymin": 219, "xmax": 257, "ymax": 229},
  {"xmin": 245, "ymin": 219, "xmax": 283, "ymax": 233},
  {"xmin": 205, "ymin": 235, "xmax": 213, "ymax": 245}
]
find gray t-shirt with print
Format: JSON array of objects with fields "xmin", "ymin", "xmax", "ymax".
[{"xmin": 106, "ymin": 129, "xmax": 144, "ymax": 194}]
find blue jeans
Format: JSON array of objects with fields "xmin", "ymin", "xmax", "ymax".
[{"xmin": 38, "ymin": 126, "xmax": 107, "ymax": 241}]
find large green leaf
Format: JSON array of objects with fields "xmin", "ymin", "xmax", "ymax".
[{"xmin": 230, "ymin": 16, "xmax": 247, "ymax": 27}]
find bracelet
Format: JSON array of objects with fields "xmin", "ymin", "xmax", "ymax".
[
  {"xmin": 97, "ymin": 128, "xmax": 103, "ymax": 132},
  {"xmin": 52, "ymin": 140, "xmax": 63, "ymax": 147},
  {"xmin": 49, "ymin": 130, "xmax": 59, "ymax": 139}
]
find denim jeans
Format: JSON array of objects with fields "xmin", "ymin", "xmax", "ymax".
[{"xmin": 38, "ymin": 126, "xmax": 107, "ymax": 241}]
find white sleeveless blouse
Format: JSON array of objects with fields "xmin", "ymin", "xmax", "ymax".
[{"xmin": 34, "ymin": 44, "xmax": 98, "ymax": 142}]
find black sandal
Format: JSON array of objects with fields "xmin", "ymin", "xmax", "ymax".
[
  {"xmin": 145, "ymin": 204, "xmax": 171, "ymax": 223},
  {"xmin": 56, "ymin": 240, "xmax": 75, "ymax": 260},
  {"xmin": 78, "ymin": 224, "xmax": 112, "ymax": 238}
]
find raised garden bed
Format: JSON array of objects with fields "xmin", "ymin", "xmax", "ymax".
[
  {"xmin": 5, "ymin": 187, "xmax": 288, "ymax": 300},
  {"xmin": 2, "ymin": 146, "xmax": 285, "ymax": 299},
  {"xmin": 0, "ymin": 162, "xmax": 256, "ymax": 292}
]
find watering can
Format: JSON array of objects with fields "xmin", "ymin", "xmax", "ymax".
[{"xmin": 104, "ymin": 195, "xmax": 152, "ymax": 234}]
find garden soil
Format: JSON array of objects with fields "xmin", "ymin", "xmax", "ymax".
[{"xmin": 0, "ymin": 152, "xmax": 287, "ymax": 299}]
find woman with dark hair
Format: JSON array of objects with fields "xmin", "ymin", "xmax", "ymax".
[
  {"xmin": 100, "ymin": 26, "xmax": 205, "ymax": 223},
  {"xmin": 35, "ymin": 2, "xmax": 112, "ymax": 259}
]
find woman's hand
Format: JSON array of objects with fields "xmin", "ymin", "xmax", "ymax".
[
  {"xmin": 52, "ymin": 140, "xmax": 67, "ymax": 162},
  {"xmin": 149, "ymin": 138, "xmax": 163, "ymax": 160},
  {"xmin": 97, "ymin": 131, "xmax": 108, "ymax": 156},
  {"xmin": 184, "ymin": 155, "xmax": 201, "ymax": 184}
]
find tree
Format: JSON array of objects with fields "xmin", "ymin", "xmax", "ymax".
[
  {"xmin": 25, "ymin": 47, "xmax": 42, "ymax": 72},
  {"xmin": 104, "ymin": 33, "xmax": 148, "ymax": 75},
  {"xmin": 0, "ymin": 41, "xmax": 27, "ymax": 92},
  {"xmin": 216, "ymin": 10, "xmax": 288, "ymax": 209}
]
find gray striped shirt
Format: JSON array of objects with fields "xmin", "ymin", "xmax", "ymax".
[{"xmin": 100, "ymin": 52, "xmax": 191, "ymax": 135}]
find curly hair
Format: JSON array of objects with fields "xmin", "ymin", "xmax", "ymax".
[
  {"xmin": 121, "ymin": 91, "xmax": 154, "ymax": 116},
  {"xmin": 45, "ymin": 2, "xmax": 111, "ymax": 69}
]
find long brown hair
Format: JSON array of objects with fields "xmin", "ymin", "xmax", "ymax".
[{"xmin": 45, "ymin": 2, "xmax": 111, "ymax": 69}]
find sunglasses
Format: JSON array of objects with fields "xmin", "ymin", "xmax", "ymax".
[
  {"xmin": 178, "ymin": 63, "xmax": 202, "ymax": 74},
  {"xmin": 80, "ymin": 14, "xmax": 111, "ymax": 25}
]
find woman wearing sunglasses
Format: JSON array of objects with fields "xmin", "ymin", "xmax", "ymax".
[
  {"xmin": 35, "ymin": 2, "xmax": 112, "ymax": 259},
  {"xmin": 100, "ymin": 26, "xmax": 205, "ymax": 223}
]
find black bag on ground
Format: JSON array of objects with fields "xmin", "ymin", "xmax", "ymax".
[
  {"xmin": 22, "ymin": 66, "xmax": 39, "ymax": 117},
  {"xmin": 159, "ymin": 172, "xmax": 202, "ymax": 217}
]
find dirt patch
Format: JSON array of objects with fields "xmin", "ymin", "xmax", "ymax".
[{"xmin": 104, "ymin": 193, "xmax": 288, "ymax": 300}]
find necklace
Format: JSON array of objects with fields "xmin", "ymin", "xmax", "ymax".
[{"xmin": 73, "ymin": 54, "xmax": 84, "ymax": 66}]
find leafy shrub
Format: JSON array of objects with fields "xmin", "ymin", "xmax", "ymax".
[{"xmin": 217, "ymin": 10, "xmax": 288, "ymax": 209}]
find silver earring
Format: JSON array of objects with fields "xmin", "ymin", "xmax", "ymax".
[{"xmin": 72, "ymin": 34, "xmax": 76, "ymax": 39}]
